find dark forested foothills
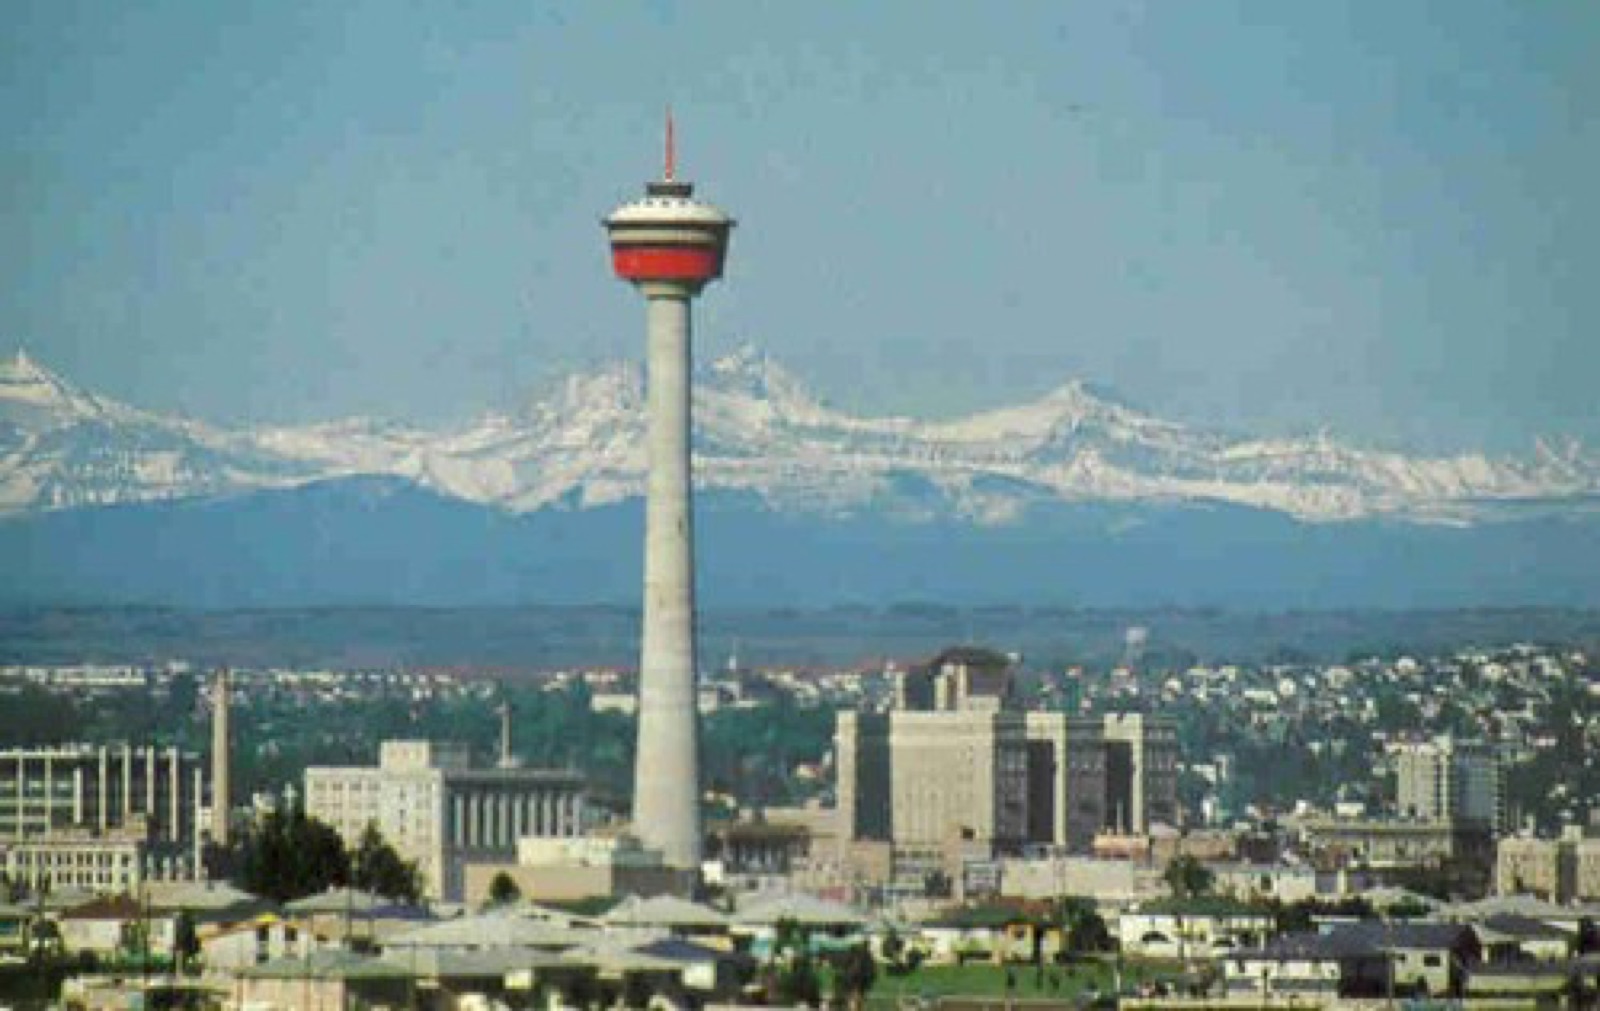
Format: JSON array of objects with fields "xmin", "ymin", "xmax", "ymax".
[{"xmin": 2, "ymin": 604, "xmax": 1597, "ymax": 670}]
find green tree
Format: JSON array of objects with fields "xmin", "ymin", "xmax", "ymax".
[
  {"xmin": 831, "ymin": 944, "xmax": 876, "ymax": 1011},
  {"xmin": 1055, "ymin": 896, "xmax": 1112, "ymax": 955},
  {"xmin": 351, "ymin": 823, "xmax": 423, "ymax": 904},
  {"xmin": 488, "ymin": 871, "xmax": 522, "ymax": 906},
  {"xmin": 1575, "ymin": 916, "xmax": 1599, "ymax": 956},
  {"xmin": 27, "ymin": 917, "xmax": 62, "ymax": 963},
  {"xmin": 173, "ymin": 910, "xmax": 200, "ymax": 975},
  {"xmin": 236, "ymin": 808, "xmax": 350, "ymax": 903},
  {"xmin": 1164, "ymin": 856, "xmax": 1215, "ymax": 900},
  {"xmin": 774, "ymin": 956, "xmax": 822, "ymax": 1007},
  {"xmin": 765, "ymin": 917, "xmax": 822, "ymax": 1007}
]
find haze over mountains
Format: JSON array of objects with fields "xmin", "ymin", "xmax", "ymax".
[{"xmin": 2, "ymin": 347, "xmax": 1597, "ymax": 608}]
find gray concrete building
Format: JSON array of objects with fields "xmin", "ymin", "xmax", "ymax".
[{"xmin": 305, "ymin": 740, "xmax": 585, "ymax": 902}]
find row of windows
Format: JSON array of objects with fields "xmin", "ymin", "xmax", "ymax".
[{"xmin": 4, "ymin": 850, "xmax": 137, "ymax": 868}]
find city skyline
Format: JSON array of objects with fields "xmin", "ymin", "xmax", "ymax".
[{"xmin": 4, "ymin": 2, "xmax": 1596, "ymax": 453}]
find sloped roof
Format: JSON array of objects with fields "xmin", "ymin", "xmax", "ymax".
[
  {"xmin": 286, "ymin": 887, "xmax": 388, "ymax": 914},
  {"xmin": 633, "ymin": 937, "xmax": 735, "ymax": 964},
  {"xmin": 1134, "ymin": 896, "xmax": 1272, "ymax": 918},
  {"xmin": 382, "ymin": 947, "xmax": 568, "ymax": 978},
  {"xmin": 285, "ymin": 887, "xmax": 432, "ymax": 920},
  {"xmin": 237, "ymin": 949, "xmax": 411, "ymax": 980},
  {"xmin": 1478, "ymin": 913, "xmax": 1573, "ymax": 941},
  {"xmin": 736, "ymin": 892, "xmax": 866, "ymax": 927},
  {"xmin": 1231, "ymin": 931, "xmax": 1381, "ymax": 962},
  {"xmin": 1444, "ymin": 894, "xmax": 1600, "ymax": 922},
  {"xmin": 36, "ymin": 887, "xmax": 102, "ymax": 912},
  {"xmin": 921, "ymin": 904, "xmax": 1033, "ymax": 930},
  {"xmin": 1332, "ymin": 921, "xmax": 1474, "ymax": 951},
  {"xmin": 60, "ymin": 894, "xmax": 144, "ymax": 921},
  {"xmin": 384, "ymin": 908, "xmax": 590, "ymax": 950},
  {"xmin": 602, "ymin": 894, "xmax": 728, "ymax": 929},
  {"xmin": 144, "ymin": 880, "xmax": 266, "ymax": 912}
]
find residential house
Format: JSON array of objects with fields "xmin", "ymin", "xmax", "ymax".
[
  {"xmin": 1224, "ymin": 932, "xmax": 1388, "ymax": 1000},
  {"xmin": 1119, "ymin": 897, "xmax": 1274, "ymax": 960}
]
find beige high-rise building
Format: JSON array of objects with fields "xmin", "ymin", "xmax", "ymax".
[
  {"xmin": 835, "ymin": 709, "xmax": 1029, "ymax": 853},
  {"xmin": 1024, "ymin": 712, "xmax": 1106, "ymax": 851},
  {"xmin": 1394, "ymin": 737, "xmax": 1503, "ymax": 831},
  {"xmin": 305, "ymin": 740, "xmax": 585, "ymax": 902},
  {"xmin": 1101, "ymin": 713, "xmax": 1179, "ymax": 834},
  {"xmin": 835, "ymin": 647, "xmax": 1117, "ymax": 892}
]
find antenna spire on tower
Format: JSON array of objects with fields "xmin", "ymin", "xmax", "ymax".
[{"xmin": 664, "ymin": 107, "xmax": 676, "ymax": 182}]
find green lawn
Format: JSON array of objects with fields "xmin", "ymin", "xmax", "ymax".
[{"xmin": 864, "ymin": 960, "xmax": 1189, "ymax": 1007}]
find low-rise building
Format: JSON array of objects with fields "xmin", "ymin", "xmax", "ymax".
[
  {"xmin": 1118, "ymin": 897, "xmax": 1274, "ymax": 960},
  {"xmin": 461, "ymin": 833, "xmax": 688, "ymax": 906}
]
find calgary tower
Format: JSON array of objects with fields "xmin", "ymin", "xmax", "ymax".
[{"xmin": 604, "ymin": 115, "xmax": 732, "ymax": 872}]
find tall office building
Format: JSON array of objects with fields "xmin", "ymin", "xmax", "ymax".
[
  {"xmin": 1395, "ymin": 737, "xmax": 1504, "ymax": 831},
  {"xmin": 1024, "ymin": 712, "xmax": 1107, "ymax": 851},
  {"xmin": 604, "ymin": 116, "xmax": 733, "ymax": 873},
  {"xmin": 835, "ymin": 653, "xmax": 1184, "ymax": 891},
  {"xmin": 836, "ymin": 648, "xmax": 1109, "ymax": 859},
  {"xmin": 305, "ymin": 740, "xmax": 586, "ymax": 901},
  {"xmin": 1101, "ymin": 713, "xmax": 1180, "ymax": 834}
]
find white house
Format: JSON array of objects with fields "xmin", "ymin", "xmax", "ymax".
[{"xmin": 1119, "ymin": 899, "xmax": 1274, "ymax": 960}]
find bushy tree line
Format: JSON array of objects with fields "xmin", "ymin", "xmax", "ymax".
[{"xmin": 236, "ymin": 809, "xmax": 422, "ymax": 904}]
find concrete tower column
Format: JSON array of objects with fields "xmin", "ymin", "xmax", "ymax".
[
  {"xmin": 98, "ymin": 748, "xmax": 108, "ymax": 832},
  {"xmin": 606, "ymin": 128, "xmax": 730, "ymax": 879},
  {"xmin": 168, "ymin": 747, "xmax": 181, "ymax": 841},
  {"xmin": 121, "ymin": 744, "xmax": 133, "ymax": 819},
  {"xmin": 192, "ymin": 766, "xmax": 205, "ymax": 873},
  {"xmin": 145, "ymin": 746, "xmax": 156, "ymax": 816},
  {"xmin": 632, "ymin": 288, "xmax": 702, "ymax": 868},
  {"xmin": 42, "ymin": 753, "xmax": 53, "ymax": 828},
  {"xmin": 211, "ymin": 670, "xmax": 232, "ymax": 846}
]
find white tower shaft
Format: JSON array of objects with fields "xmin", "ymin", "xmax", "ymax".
[{"xmin": 634, "ymin": 287, "xmax": 701, "ymax": 869}]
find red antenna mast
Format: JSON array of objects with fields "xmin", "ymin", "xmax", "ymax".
[{"xmin": 664, "ymin": 107, "xmax": 676, "ymax": 182}]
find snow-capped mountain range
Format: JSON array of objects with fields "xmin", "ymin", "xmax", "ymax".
[{"xmin": 2, "ymin": 346, "xmax": 1596, "ymax": 525}]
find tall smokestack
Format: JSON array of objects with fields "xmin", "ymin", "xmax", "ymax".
[
  {"xmin": 603, "ymin": 116, "xmax": 733, "ymax": 872},
  {"xmin": 210, "ymin": 669, "xmax": 231, "ymax": 847}
]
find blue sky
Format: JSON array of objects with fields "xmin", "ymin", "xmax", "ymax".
[{"xmin": 4, "ymin": 1, "xmax": 1595, "ymax": 451}]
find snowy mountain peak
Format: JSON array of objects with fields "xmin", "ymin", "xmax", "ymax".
[
  {"xmin": 703, "ymin": 343, "xmax": 820, "ymax": 413},
  {"xmin": 4, "ymin": 348, "xmax": 44, "ymax": 381},
  {"xmin": 0, "ymin": 347, "xmax": 120, "ymax": 427},
  {"xmin": 1, "ymin": 346, "xmax": 1597, "ymax": 523}
]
